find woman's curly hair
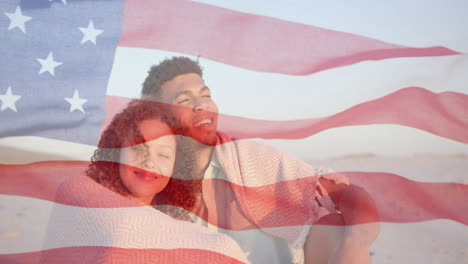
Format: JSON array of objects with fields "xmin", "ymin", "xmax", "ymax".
[{"xmin": 86, "ymin": 100, "xmax": 197, "ymax": 214}]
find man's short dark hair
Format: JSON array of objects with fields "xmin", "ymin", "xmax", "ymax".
[{"xmin": 142, "ymin": 56, "xmax": 203, "ymax": 98}]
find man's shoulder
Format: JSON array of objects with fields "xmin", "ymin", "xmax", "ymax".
[
  {"xmin": 225, "ymin": 136, "xmax": 312, "ymax": 167},
  {"xmin": 217, "ymin": 132, "xmax": 287, "ymax": 157},
  {"xmin": 215, "ymin": 134, "xmax": 318, "ymax": 183}
]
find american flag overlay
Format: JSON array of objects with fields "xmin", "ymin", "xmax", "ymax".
[{"xmin": 1, "ymin": 0, "xmax": 467, "ymax": 263}]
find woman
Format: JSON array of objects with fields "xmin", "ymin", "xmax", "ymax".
[
  {"xmin": 41, "ymin": 100, "xmax": 249, "ymax": 264},
  {"xmin": 87, "ymin": 99, "xmax": 179, "ymax": 206}
]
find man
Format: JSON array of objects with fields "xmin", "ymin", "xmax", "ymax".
[{"xmin": 142, "ymin": 57, "xmax": 379, "ymax": 264}]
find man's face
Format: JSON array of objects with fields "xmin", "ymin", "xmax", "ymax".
[{"xmin": 158, "ymin": 73, "xmax": 219, "ymax": 146}]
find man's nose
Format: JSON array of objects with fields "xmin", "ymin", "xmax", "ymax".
[{"xmin": 192, "ymin": 97, "xmax": 209, "ymax": 112}]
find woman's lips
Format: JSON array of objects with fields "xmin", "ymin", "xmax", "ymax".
[{"xmin": 133, "ymin": 169, "xmax": 159, "ymax": 182}]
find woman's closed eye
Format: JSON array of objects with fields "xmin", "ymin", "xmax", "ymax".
[
  {"xmin": 158, "ymin": 153, "xmax": 171, "ymax": 159},
  {"xmin": 126, "ymin": 145, "xmax": 149, "ymax": 162}
]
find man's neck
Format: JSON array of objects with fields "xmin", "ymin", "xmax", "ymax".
[
  {"xmin": 191, "ymin": 142, "xmax": 215, "ymax": 176},
  {"xmin": 175, "ymin": 136, "xmax": 215, "ymax": 179}
]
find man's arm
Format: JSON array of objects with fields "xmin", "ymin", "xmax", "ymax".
[{"xmin": 304, "ymin": 178, "xmax": 380, "ymax": 264}]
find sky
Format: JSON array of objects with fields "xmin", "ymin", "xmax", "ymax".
[
  {"xmin": 1, "ymin": 0, "xmax": 466, "ymax": 161},
  {"xmin": 107, "ymin": 0, "xmax": 468, "ymax": 159}
]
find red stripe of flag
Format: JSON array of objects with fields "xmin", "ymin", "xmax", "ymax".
[
  {"xmin": 119, "ymin": 0, "xmax": 459, "ymax": 75},
  {"xmin": 101, "ymin": 87, "xmax": 468, "ymax": 147},
  {"xmin": 1, "ymin": 161, "xmax": 466, "ymax": 227},
  {"xmin": 0, "ymin": 247, "xmax": 246, "ymax": 264}
]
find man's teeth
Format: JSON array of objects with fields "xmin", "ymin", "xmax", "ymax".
[{"xmin": 194, "ymin": 119, "xmax": 212, "ymax": 127}]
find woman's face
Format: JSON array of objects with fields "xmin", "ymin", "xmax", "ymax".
[{"xmin": 119, "ymin": 119, "xmax": 176, "ymax": 205}]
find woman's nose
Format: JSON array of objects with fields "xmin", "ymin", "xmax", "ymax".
[{"xmin": 142, "ymin": 159, "xmax": 157, "ymax": 170}]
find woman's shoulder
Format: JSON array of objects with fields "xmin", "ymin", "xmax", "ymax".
[{"xmin": 56, "ymin": 174, "xmax": 137, "ymax": 208}]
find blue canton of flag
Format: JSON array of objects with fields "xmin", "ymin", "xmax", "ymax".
[{"xmin": 0, "ymin": 0, "xmax": 124, "ymax": 145}]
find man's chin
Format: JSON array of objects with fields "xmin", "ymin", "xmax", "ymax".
[{"xmin": 189, "ymin": 129, "xmax": 218, "ymax": 147}]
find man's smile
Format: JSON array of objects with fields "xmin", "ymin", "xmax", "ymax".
[{"xmin": 193, "ymin": 118, "xmax": 213, "ymax": 127}]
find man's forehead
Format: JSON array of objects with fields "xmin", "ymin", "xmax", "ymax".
[
  {"xmin": 163, "ymin": 73, "xmax": 205, "ymax": 91},
  {"xmin": 159, "ymin": 73, "xmax": 208, "ymax": 100}
]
